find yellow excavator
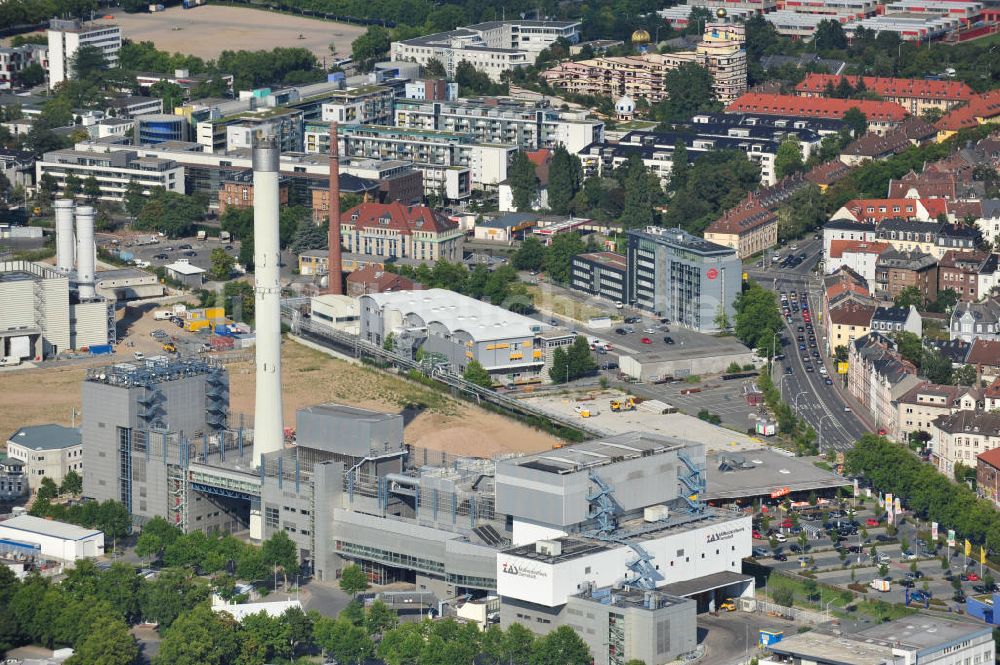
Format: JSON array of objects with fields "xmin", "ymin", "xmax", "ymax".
[{"xmin": 610, "ymin": 396, "xmax": 636, "ymax": 412}]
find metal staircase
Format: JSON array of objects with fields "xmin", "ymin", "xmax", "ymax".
[
  {"xmin": 587, "ymin": 471, "xmax": 618, "ymax": 535},
  {"xmin": 678, "ymin": 450, "xmax": 706, "ymax": 513},
  {"xmin": 585, "ymin": 471, "xmax": 660, "ymax": 590}
]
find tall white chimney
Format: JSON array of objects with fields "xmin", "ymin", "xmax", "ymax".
[
  {"xmin": 75, "ymin": 205, "xmax": 96, "ymax": 300},
  {"xmin": 251, "ymin": 136, "xmax": 284, "ymax": 467},
  {"xmin": 54, "ymin": 199, "xmax": 76, "ymax": 273}
]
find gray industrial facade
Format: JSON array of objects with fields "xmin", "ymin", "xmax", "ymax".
[
  {"xmin": 79, "ymin": 357, "xmax": 751, "ymax": 663},
  {"xmin": 626, "ymin": 227, "xmax": 741, "ymax": 333}
]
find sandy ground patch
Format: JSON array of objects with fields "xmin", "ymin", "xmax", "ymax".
[
  {"xmin": 105, "ymin": 5, "xmax": 364, "ymax": 61},
  {"xmin": 228, "ymin": 340, "xmax": 560, "ymax": 457},
  {"xmin": 1, "ymin": 307, "xmax": 559, "ymax": 458}
]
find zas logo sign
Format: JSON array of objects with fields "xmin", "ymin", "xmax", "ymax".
[{"xmin": 501, "ymin": 561, "xmax": 547, "ymax": 580}]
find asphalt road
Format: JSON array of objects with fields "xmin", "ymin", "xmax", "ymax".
[
  {"xmin": 744, "ymin": 238, "xmax": 868, "ymax": 451},
  {"xmin": 699, "ymin": 612, "xmax": 797, "ymax": 665}
]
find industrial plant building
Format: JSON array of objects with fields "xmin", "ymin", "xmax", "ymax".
[
  {"xmin": 359, "ymin": 288, "xmax": 574, "ymax": 383},
  {"xmin": 626, "ymin": 227, "xmax": 741, "ymax": 334},
  {"xmin": 0, "ymin": 514, "xmax": 104, "ymax": 564}
]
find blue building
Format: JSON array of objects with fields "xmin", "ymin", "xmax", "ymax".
[{"xmin": 134, "ymin": 114, "xmax": 189, "ymax": 145}]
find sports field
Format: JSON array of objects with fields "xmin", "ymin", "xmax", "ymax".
[{"xmin": 106, "ymin": 4, "xmax": 364, "ymax": 61}]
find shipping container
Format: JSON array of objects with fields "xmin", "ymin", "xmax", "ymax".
[{"xmin": 89, "ymin": 344, "xmax": 114, "ymax": 355}]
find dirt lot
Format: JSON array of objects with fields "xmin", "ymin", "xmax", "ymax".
[
  {"xmin": 105, "ymin": 5, "xmax": 365, "ymax": 61},
  {"xmin": 228, "ymin": 341, "xmax": 560, "ymax": 457},
  {"xmin": 0, "ymin": 307, "xmax": 559, "ymax": 458}
]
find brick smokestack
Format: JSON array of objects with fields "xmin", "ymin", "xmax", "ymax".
[{"xmin": 326, "ymin": 121, "xmax": 343, "ymax": 295}]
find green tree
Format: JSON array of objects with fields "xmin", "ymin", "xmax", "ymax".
[
  {"xmin": 547, "ymin": 146, "xmax": 583, "ymax": 214},
  {"xmin": 15, "ymin": 63, "xmax": 45, "ymax": 88},
  {"xmin": 315, "ymin": 617, "xmax": 374, "ymax": 664},
  {"xmin": 351, "ymin": 26, "xmax": 392, "ymax": 71},
  {"xmin": 530, "ymin": 625, "xmax": 591, "ymax": 665},
  {"xmin": 364, "ymin": 600, "xmax": 398, "ymax": 637},
  {"xmin": 774, "ymin": 136, "xmax": 804, "ymax": 180},
  {"xmin": 71, "ymin": 45, "xmax": 107, "ymax": 81},
  {"xmin": 155, "ymin": 604, "xmax": 239, "ymax": 665},
  {"xmin": 814, "ymin": 19, "xmax": 848, "ymax": 50},
  {"xmin": 124, "ymin": 180, "xmax": 146, "ymax": 219},
  {"xmin": 772, "ymin": 587, "xmax": 794, "ymax": 607},
  {"xmin": 209, "ymin": 247, "xmax": 235, "ymax": 281},
  {"xmin": 37, "ymin": 476, "xmax": 59, "ymax": 502},
  {"xmin": 509, "ymin": 151, "xmax": 539, "ymax": 212},
  {"xmin": 669, "ymin": 142, "xmax": 690, "ymax": 192},
  {"xmin": 512, "ymin": 236, "xmax": 546, "ymax": 272},
  {"xmin": 289, "ymin": 217, "xmax": 327, "ymax": 255},
  {"xmin": 567, "ymin": 335, "xmax": 598, "ymax": 380},
  {"xmin": 150, "ymin": 80, "xmax": 184, "ymax": 114},
  {"xmin": 923, "ymin": 349, "xmax": 953, "ymax": 384},
  {"xmin": 134, "ymin": 189, "xmax": 206, "ymax": 238},
  {"xmin": 59, "ymin": 469, "xmax": 82, "ymax": 495},
  {"xmin": 549, "ymin": 346, "xmax": 570, "ymax": 384},
  {"xmin": 953, "ymin": 364, "xmax": 978, "ymax": 386},
  {"xmin": 657, "ymin": 62, "xmax": 720, "ymax": 123},
  {"xmin": 339, "ymin": 564, "xmax": 369, "ymax": 597},
  {"xmin": 63, "ymin": 173, "xmax": 82, "ymax": 198},
  {"xmin": 544, "ymin": 231, "xmax": 586, "ymax": 284},
  {"xmin": 843, "ymin": 107, "xmax": 868, "ymax": 138},
  {"xmin": 261, "ymin": 530, "xmax": 298, "ymax": 585},
  {"xmin": 423, "ymin": 58, "xmax": 446, "ymax": 78},
  {"xmin": 463, "ymin": 360, "xmax": 493, "ymax": 388},
  {"xmin": 223, "ymin": 280, "xmax": 254, "ymax": 321},
  {"xmin": 619, "ymin": 154, "xmax": 663, "ymax": 229},
  {"xmin": 894, "ymin": 285, "xmax": 924, "ymax": 310},
  {"xmin": 734, "ymin": 282, "xmax": 783, "ymax": 354},
  {"xmin": 65, "ymin": 616, "xmax": 138, "ymax": 665},
  {"xmin": 377, "ymin": 622, "xmax": 425, "ymax": 665}
]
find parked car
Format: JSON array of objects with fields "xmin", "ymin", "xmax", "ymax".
[
  {"xmin": 866, "ymin": 518, "xmax": 880, "ymax": 527},
  {"xmin": 664, "ymin": 336, "xmax": 675, "ymax": 345},
  {"xmin": 641, "ymin": 337, "xmax": 652, "ymax": 344},
  {"xmin": 773, "ymin": 552, "xmax": 787, "ymax": 561}
]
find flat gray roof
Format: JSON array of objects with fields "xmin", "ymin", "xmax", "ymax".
[
  {"xmin": 0, "ymin": 515, "xmax": 102, "ymax": 541},
  {"xmin": 768, "ymin": 632, "xmax": 894, "ymax": 665},
  {"xmin": 299, "ymin": 403, "xmax": 400, "ymax": 423},
  {"xmin": 7, "ymin": 424, "xmax": 81, "ymax": 451},
  {"xmin": 659, "ymin": 571, "xmax": 752, "ymax": 597},
  {"xmin": 853, "ymin": 616, "xmax": 991, "ymax": 650},
  {"xmin": 501, "ymin": 431, "xmax": 686, "ymax": 475},
  {"xmin": 704, "ymin": 450, "xmax": 849, "ymax": 501}
]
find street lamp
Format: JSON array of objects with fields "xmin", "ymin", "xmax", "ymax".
[
  {"xmin": 794, "ymin": 391, "xmax": 807, "ymax": 411},
  {"xmin": 776, "ymin": 373, "xmax": 790, "ymax": 401}
]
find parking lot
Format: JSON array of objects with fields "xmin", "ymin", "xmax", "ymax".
[
  {"xmin": 519, "ymin": 390, "xmax": 764, "ymax": 452},
  {"xmin": 751, "ymin": 501, "xmax": 992, "ymax": 614},
  {"xmin": 638, "ymin": 378, "xmax": 761, "ymax": 431}
]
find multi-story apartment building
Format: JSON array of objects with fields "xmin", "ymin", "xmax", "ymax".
[
  {"xmin": 217, "ymin": 170, "xmax": 290, "ymax": 215},
  {"xmin": 320, "ymin": 85, "xmax": 395, "ymax": 126},
  {"xmin": 339, "ymin": 202, "xmax": 464, "ymax": 262},
  {"xmin": 977, "ymin": 447, "xmax": 1000, "ymax": 507},
  {"xmin": 391, "ymin": 20, "xmax": 581, "ymax": 82},
  {"xmin": 6, "ymin": 424, "xmax": 84, "ymax": 492},
  {"xmin": 874, "ymin": 249, "xmax": 938, "ymax": 303},
  {"xmin": 569, "ymin": 252, "xmax": 628, "ymax": 305},
  {"xmin": 938, "ymin": 250, "xmax": 990, "ymax": 302},
  {"xmin": 221, "ymin": 107, "xmax": 305, "ymax": 153},
  {"xmin": 848, "ymin": 333, "xmax": 920, "ymax": 436},
  {"xmin": 625, "ymin": 226, "xmax": 741, "ymax": 333},
  {"xmin": 781, "ymin": 0, "xmax": 877, "ymax": 18},
  {"xmin": 47, "ymin": 19, "xmax": 121, "ymax": 88},
  {"xmin": 827, "ymin": 302, "xmax": 875, "ymax": 356},
  {"xmin": 393, "ymin": 98, "xmax": 604, "ymax": 154},
  {"xmin": 897, "ymin": 382, "xmax": 978, "ymax": 444},
  {"xmin": 0, "ymin": 44, "xmax": 48, "ymax": 90},
  {"xmin": 932, "ymin": 410, "xmax": 1000, "ymax": 476},
  {"xmin": 0, "ymin": 458, "xmax": 27, "ymax": 502},
  {"xmin": 795, "ymin": 74, "xmax": 974, "ymax": 115},
  {"xmin": 541, "ymin": 24, "xmax": 747, "ymax": 105},
  {"xmin": 725, "ymin": 93, "xmax": 909, "ymax": 135},
  {"xmin": 578, "ymin": 129, "xmax": 783, "ymax": 188},
  {"xmin": 338, "ymin": 125, "xmax": 517, "ymax": 200},
  {"xmin": 704, "ymin": 190, "xmax": 783, "ymax": 258},
  {"xmin": 950, "ymin": 299, "xmax": 1000, "ymax": 343},
  {"xmin": 35, "ymin": 149, "xmax": 184, "ymax": 203}
]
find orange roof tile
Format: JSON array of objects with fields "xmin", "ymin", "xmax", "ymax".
[
  {"xmin": 725, "ymin": 93, "xmax": 909, "ymax": 122},
  {"xmin": 795, "ymin": 74, "xmax": 974, "ymax": 102},
  {"xmin": 936, "ymin": 89, "xmax": 1000, "ymax": 132},
  {"xmin": 343, "ymin": 201, "xmax": 458, "ymax": 235}
]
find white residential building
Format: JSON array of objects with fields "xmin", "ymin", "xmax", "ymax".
[
  {"xmin": 391, "ymin": 20, "xmax": 581, "ymax": 82},
  {"xmin": 0, "ymin": 44, "xmax": 48, "ymax": 90},
  {"xmin": 36, "ymin": 149, "xmax": 184, "ymax": 202},
  {"xmin": 6, "ymin": 424, "xmax": 83, "ymax": 492},
  {"xmin": 47, "ymin": 19, "xmax": 121, "ymax": 88}
]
